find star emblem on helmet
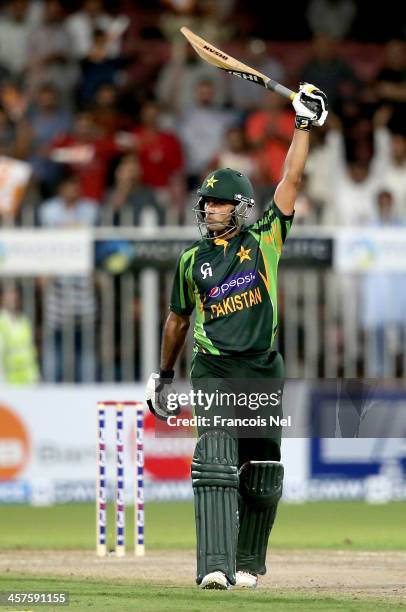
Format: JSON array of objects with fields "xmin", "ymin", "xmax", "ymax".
[
  {"xmin": 236, "ymin": 246, "xmax": 251, "ymax": 263},
  {"xmin": 206, "ymin": 175, "xmax": 218, "ymax": 188}
]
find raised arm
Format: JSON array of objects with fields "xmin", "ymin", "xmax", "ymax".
[
  {"xmin": 275, "ymin": 83, "xmax": 328, "ymax": 216},
  {"xmin": 274, "ymin": 130, "xmax": 310, "ymax": 215}
]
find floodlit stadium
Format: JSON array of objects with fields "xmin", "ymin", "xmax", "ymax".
[{"xmin": 0, "ymin": 1, "xmax": 405, "ymax": 609}]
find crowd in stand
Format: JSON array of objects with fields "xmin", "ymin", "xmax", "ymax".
[
  {"xmin": 0, "ymin": 0, "xmax": 405, "ymax": 383},
  {"xmin": 0, "ymin": 0, "xmax": 404, "ymax": 230}
]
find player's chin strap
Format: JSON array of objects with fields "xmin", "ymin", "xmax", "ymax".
[{"xmin": 208, "ymin": 225, "xmax": 239, "ymax": 241}]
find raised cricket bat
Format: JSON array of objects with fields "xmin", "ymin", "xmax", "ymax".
[{"xmin": 180, "ymin": 26, "xmax": 296, "ymax": 101}]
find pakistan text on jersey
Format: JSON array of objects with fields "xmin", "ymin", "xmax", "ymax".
[{"xmin": 210, "ymin": 286, "xmax": 262, "ymax": 318}]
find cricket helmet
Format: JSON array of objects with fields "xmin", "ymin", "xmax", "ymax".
[{"xmin": 194, "ymin": 168, "xmax": 255, "ymax": 239}]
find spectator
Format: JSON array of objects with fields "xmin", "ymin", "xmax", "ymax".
[
  {"xmin": 22, "ymin": 83, "xmax": 72, "ymax": 198},
  {"xmin": 325, "ymin": 118, "xmax": 387, "ymax": 226},
  {"xmin": 299, "ymin": 33, "xmax": 359, "ymax": 114},
  {"xmin": 27, "ymin": 0, "xmax": 79, "ymax": 106},
  {"xmin": 130, "ymin": 99, "xmax": 185, "ymax": 222},
  {"xmin": 0, "ymin": 80, "xmax": 28, "ymax": 123},
  {"xmin": 361, "ymin": 190, "xmax": 406, "ymax": 377},
  {"xmin": 375, "ymin": 39, "xmax": 406, "ymax": 134},
  {"xmin": 66, "ymin": 0, "xmax": 117, "ymax": 59},
  {"xmin": 101, "ymin": 154, "xmax": 163, "ymax": 226},
  {"xmin": 0, "ymin": 98, "xmax": 33, "ymax": 226},
  {"xmin": 191, "ymin": 0, "xmax": 236, "ymax": 42},
  {"xmin": 39, "ymin": 174, "xmax": 98, "ymax": 382},
  {"xmin": 179, "ymin": 78, "xmax": 237, "ymax": 188},
  {"xmin": 246, "ymin": 92, "xmax": 294, "ymax": 190},
  {"xmin": 303, "ymin": 128, "xmax": 332, "ymax": 220},
  {"xmin": 0, "ymin": 285, "xmax": 39, "ymax": 384},
  {"xmin": 373, "ymin": 106, "xmax": 406, "ymax": 219},
  {"xmin": 159, "ymin": 0, "xmax": 197, "ymax": 13},
  {"xmin": 308, "ymin": 115, "xmax": 379, "ymax": 225},
  {"xmin": 384, "ymin": 133, "xmax": 406, "ymax": 218},
  {"xmin": 91, "ymin": 83, "xmax": 133, "ymax": 137},
  {"xmin": 39, "ymin": 173, "xmax": 98, "ymax": 227},
  {"xmin": 155, "ymin": 39, "xmax": 228, "ymax": 115},
  {"xmin": 0, "ymin": 0, "xmax": 37, "ymax": 78},
  {"xmin": 291, "ymin": 174, "xmax": 319, "ymax": 225},
  {"xmin": 228, "ymin": 38, "xmax": 285, "ymax": 114},
  {"xmin": 306, "ymin": 0, "xmax": 356, "ymax": 39},
  {"xmin": 0, "ymin": 104, "xmax": 18, "ymax": 157},
  {"xmin": 49, "ymin": 109, "xmax": 118, "ymax": 201},
  {"xmin": 208, "ymin": 125, "xmax": 258, "ymax": 180},
  {"xmin": 78, "ymin": 27, "xmax": 129, "ymax": 105},
  {"xmin": 159, "ymin": 0, "xmax": 235, "ymax": 44},
  {"xmin": 0, "ymin": 65, "xmax": 10, "ymax": 89}
]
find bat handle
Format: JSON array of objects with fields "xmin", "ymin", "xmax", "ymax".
[{"xmin": 266, "ymin": 79, "xmax": 296, "ymax": 101}]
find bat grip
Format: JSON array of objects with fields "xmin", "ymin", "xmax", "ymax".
[{"xmin": 266, "ymin": 79, "xmax": 296, "ymax": 101}]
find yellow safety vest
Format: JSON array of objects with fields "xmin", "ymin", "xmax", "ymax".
[{"xmin": 0, "ymin": 311, "xmax": 39, "ymax": 384}]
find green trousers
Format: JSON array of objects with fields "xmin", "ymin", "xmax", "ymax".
[{"xmin": 190, "ymin": 350, "xmax": 285, "ymax": 463}]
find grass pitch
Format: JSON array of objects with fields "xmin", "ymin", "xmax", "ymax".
[
  {"xmin": 0, "ymin": 501, "xmax": 405, "ymax": 551},
  {"xmin": 1, "ymin": 574, "xmax": 404, "ymax": 611},
  {"xmin": 0, "ymin": 502, "xmax": 405, "ymax": 610}
]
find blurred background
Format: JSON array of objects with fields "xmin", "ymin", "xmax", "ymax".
[{"xmin": 0, "ymin": 0, "xmax": 405, "ymax": 507}]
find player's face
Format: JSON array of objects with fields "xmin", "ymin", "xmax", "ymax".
[{"xmin": 204, "ymin": 199, "xmax": 235, "ymax": 232}]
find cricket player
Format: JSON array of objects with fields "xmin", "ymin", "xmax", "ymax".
[{"xmin": 147, "ymin": 83, "xmax": 328, "ymax": 589}]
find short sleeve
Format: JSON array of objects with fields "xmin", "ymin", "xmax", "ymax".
[
  {"xmin": 169, "ymin": 247, "xmax": 197, "ymax": 316},
  {"xmin": 249, "ymin": 198, "xmax": 294, "ymax": 255}
]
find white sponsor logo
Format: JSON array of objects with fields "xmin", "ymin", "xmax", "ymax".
[
  {"xmin": 208, "ymin": 272, "xmax": 256, "ymax": 298},
  {"xmin": 200, "ymin": 262, "xmax": 213, "ymax": 279}
]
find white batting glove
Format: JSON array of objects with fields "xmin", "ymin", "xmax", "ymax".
[
  {"xmin": 146, "ymin": 371, "xmax": 180, "ymax": 421},
  {"xmin": 293, "ymin": 82, "xmax": 328, "ymax": 130}
]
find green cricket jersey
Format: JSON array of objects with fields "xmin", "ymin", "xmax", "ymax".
[{"xmin": 170, "ymin": 199, "xmax": 294, "ymax": 355}]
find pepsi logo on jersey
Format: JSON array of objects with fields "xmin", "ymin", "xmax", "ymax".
[{"xmin": 208, "ymin": 271, "xmax": 256, "ymax": 300}]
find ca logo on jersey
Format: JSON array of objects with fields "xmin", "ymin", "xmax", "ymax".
[{"xmin": 200, "ymin": 262, "xmax": 213, "ymax": 279}]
